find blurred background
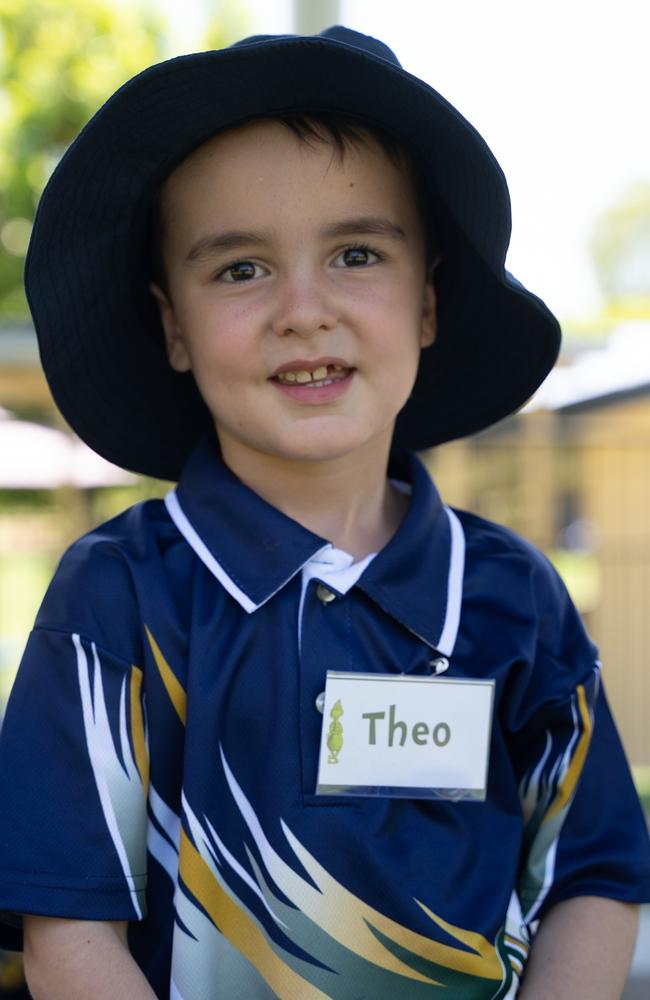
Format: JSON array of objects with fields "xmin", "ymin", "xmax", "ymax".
[{"xmin": 0, "ymin": 1, "xmax": 649, "ymax": 993}]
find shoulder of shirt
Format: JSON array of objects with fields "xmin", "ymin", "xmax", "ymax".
[
  {"xmin": 53, "ymin": 498, "xmax": 174, "ymax": 574},
  {"xmin": 32, "ymin": 499, "xmax": 174, "ymax": 657},
  {"xmin": 452, "ymin": 506, "xmax": 572, "ymax": 609},
  {"xmin": 453, "ymin": 505, "xmax": 599, "ymax": 670},
  {"xmin": 453, "ymin": 506, "xmax": 545, "ymax": 557}
]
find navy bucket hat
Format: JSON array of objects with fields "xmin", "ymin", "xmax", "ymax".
[{"xmin": 25, "ymin": 25, "xmax": 561, "ymax": 481}]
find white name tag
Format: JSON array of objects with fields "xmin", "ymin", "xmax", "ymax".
[{"xmin": 316, "ymin": 672, "xmax": 494, "ymax": 801}]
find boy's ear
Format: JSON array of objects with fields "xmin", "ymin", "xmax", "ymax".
[
  {"xmin": 420, "ymin": 257, "xmax": 440, "ymax": 349},
  {"xmin": 149, "ymin": 282, "xmax": 192, "ymax": 372}
]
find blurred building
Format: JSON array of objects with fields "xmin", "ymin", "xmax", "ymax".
[{"xmin": 430, "ymin": 325, "xmax": 650, "ymax": 766}]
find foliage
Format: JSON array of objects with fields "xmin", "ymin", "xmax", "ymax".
[
  {"xmin": 590, "ymin": 181, "xmax": 650, "ymax": 312},
  {"xmin": 632, "ymin": 766, "xmax": 650, "ymax": 829},
  {"xmin": 204, "ymin": 0, "xmax": 250, "ymax": 52},
  {"xmin": 0, "ymin": 0, "xmax": 167, "ymax": 320},
  {"xmin": 0, "ymin": 1, "xmax": 240, "ymax": 322},
  {"xmin": 0, "ymin": 0, "xmax": 239, "ymax": 323}
]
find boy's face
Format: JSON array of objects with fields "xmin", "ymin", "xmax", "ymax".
[{"xmin": 152, "ymin": 120, "xmax": 436, "ymax": 474}]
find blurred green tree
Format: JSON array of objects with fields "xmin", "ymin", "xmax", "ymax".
[
  {"xmin": 0, "ymin": 0, "xmax": 165, "ymax": 322},
  {"xmin": 590, "ymin": 182, "xmax": 650, "ymax": 319},
  {"xmin": 0, "ymin": 0, "xmax": 237, "ymax": 325},
  {"xmin": 204, "ymin": 0, "xmax": 250, "ymax": 51}
]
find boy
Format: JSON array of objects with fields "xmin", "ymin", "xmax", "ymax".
[{"xmin": 1, "ymin": 25, "xmax": 649, "ymax": 1000}]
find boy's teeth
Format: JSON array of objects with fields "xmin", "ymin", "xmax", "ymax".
[{"xmin": 277, "ymin": 365, "xmax": 343, "ymax": 384}]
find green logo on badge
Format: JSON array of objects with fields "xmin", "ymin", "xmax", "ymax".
[{"xmin": 327, "ymin": 699, "xmax": 344, "ymax": 763}]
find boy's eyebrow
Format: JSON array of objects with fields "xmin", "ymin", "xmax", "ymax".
[
  {"xmin": 185, "ymin": 230, "xmax": 270, "ymax": 264},
  {"xmin": 321, "ymin": 217, "xmax": 407, "ymax": 241},
  {"xmin": 184, "ymin": 217, "xmax": 406, "ymax": 265}
]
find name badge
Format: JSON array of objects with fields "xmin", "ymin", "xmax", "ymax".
[{"xmin": 316, "ymin": 672, "xmax": 494, "ymax": 801}]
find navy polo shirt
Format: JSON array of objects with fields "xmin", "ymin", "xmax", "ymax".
[{"xmin": 1, "ymin": 437, "xmax": 649, "ymax": 999}]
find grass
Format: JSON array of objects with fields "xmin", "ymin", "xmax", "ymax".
[{"xmin": 633, "ymin": 767, "xmax": 650, "ymax": 828}]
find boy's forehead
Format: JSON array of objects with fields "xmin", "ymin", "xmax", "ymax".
[
  {"xmin": 168, "ymin": 121, "xmax": 300, "ymax": 183},
  {"xmin": 159, "ymin": 118, "xmax": 419, "ymax": 222},
  {"xmin": 170, "ymin": 119, "xmax": 379, "ymax": 178}
]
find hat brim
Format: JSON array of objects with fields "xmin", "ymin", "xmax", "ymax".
[{"xmin": 26, "ymin": 33, "xmax": 560, "ymax": 480}]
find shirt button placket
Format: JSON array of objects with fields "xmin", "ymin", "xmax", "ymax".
[{"xmin": 299, "ymin": 579, "xmax": 348, "ymax": 801}]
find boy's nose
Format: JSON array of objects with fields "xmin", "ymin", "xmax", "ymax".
[{"xmin": 270, "ymin": 273, "xmax": 337, "ymax": 339}]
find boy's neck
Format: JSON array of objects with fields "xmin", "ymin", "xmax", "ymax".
[{"xmin": 218, "ymin": 441, "xmax": 408, "ymax": 562}]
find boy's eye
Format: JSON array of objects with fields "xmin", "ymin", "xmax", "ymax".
[
  {"xmin": 219, "ymin": 260, "xmax": 262, "ymax": 282},
  {"xmin": 333, "ymin": 245, "xmax": 382, "ymax": 268}
]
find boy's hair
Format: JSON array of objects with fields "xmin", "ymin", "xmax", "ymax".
[{"xmin": 149, "ymin": 112, "xmax": 438, "ymax": 295}]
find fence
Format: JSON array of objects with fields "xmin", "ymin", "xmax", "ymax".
[{"xmin": 428, "ymin": 404, "xmax": 650, "ymax": 768}]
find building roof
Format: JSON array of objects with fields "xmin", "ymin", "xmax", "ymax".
[{"xmin": 527, "ymin": 323, "xmax": 650, "ymax": 413}]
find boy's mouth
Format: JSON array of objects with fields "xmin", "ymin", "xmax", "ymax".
[{"xmin": 272, "ymin": 363, "xmax": 352, "ymax": 387}]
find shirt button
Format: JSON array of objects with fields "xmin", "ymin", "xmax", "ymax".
[
  {"xmin": 315, "ymin": 583, "xmax": 336, "ymax": 604},
  {"xmin": 315, "ymin": 691, "xmax": 325, "ymax": 713},
  {"xmin": 429, "ymin": 656, "xmax": 449, "ymax": 675}
]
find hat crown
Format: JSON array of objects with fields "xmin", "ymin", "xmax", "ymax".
[{"xmin": 232, "ymin": 25, "xmax": 402, "ymax": 69}]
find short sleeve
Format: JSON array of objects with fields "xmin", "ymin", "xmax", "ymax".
[
  {"xmin": 539, "ymin": 684, "xmax": 650, "ymax": 911},
  {"xmin": 505, "ymin": 553, "xmax": 650, "ymax": 925},
  {"xmin": 0, "ymin": 626, "xmax": 149, "ymax": 947}
]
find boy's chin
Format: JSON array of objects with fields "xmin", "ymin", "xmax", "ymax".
[{"xmin": 216, "ymin": 424, "xmax": 395, "ymax": 471}]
